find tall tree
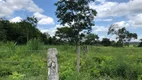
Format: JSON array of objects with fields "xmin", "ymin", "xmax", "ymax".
[
  {"xmin": 20, "ymin": 17, "xmax": 38, "ymax": 42},
  {"xmin": 0, "ymin": 19, "xmax": 7, "ymax": 41},
  {"xmin": 108, "ymin": 25, "xmax": 127, "ymax": 43},
  {"xmin": 55, "ymin": 0, "xmax": 97, "ymax": 72},
  {"xmin": 108, "ymin": 24, "xmax": 137, "ymax": 46}
]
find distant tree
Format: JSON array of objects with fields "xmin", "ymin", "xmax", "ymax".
[
  {"xmin": 138, "ymin": 39, "xmax": 142, "ymax": 47},
  {"xmin": 26, "ymin": 16, "xmax": 38, "ymax": 27},
  {"xmin": 126, "ymin": 32, "xmax": 137, "ymax": 46},
  {"xmin": 21, "ymin": 17, "xmax": 38, "ymax": 42},
  {"xmin": 108, "ymin": 24, "xmax": 137, "ymax": 47},
  {"xmin": 55, "ymin": 27, "xmax": 73, "ymax": 44},
  {"xmin": 0, "ymin": 17, "xmax": 46, "ymax": 44},
  {"xmin": 40, "ymin": 33, "xmax": 48, "ymax": 44},
  {"xmin": 44, "ymin": 32, "xmax": 51, "ymax": 39},
  {"xmin": 0, "ymin": 19, "xmax": 7, "ymax": 41},
  {"xmin": 48, "ymin": 37, "xmax": 53, "ymax": 45},
  {"xmin": 108, "ymin": 26, "xmax": 126, "ymax": 46},
  {"xmin": 101, "ymin": 38, "xmax": 111, "ymax": 46},
  {"xmin": 84, "ymin": 33, "xmax": 99, "ymax": 45},
  {"xmin": 111, "ymin": 40, "xmax": 116, "ymax": 46},
  {"xmin": 55, "ymin": 0, "xmax": 97, "ymax": 72},
  {"xmin": 0, "ymin": 19, "xmax": 18, "ymax": 42}
]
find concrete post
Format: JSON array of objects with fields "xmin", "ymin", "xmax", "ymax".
[{"xmin": 48, "ymin": 48, "xmax": 59, "ymax": 80}]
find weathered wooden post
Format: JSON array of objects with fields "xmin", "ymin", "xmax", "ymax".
[{"xmin": 48, "ymin": 48, "xmax": 59, "ymax": 80}]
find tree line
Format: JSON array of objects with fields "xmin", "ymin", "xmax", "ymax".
[
  {"xmin": 0, "ymin": 17, "xmax": 48, "ymax": 44},
  {"xmin": 54, "ymin": 26, "xmax": 141, "ymax": 47},
  {"xmin": 0, "ymin": 17, "xmax": 142, "ymax": 47}
]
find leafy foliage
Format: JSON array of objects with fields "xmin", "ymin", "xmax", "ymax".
[
  {"xmin": 0, "ymin": 45, "xmax": 142, "ymax": 80},
  {"xmin": 55, "ymin": 0, "xmax": 97, "ymax": 44},
  {"xmin": 138, "ymin": 39, "xmax": 142, "ymax": 47},
  {"xmin": 26, "ymin": 38, "xmax": 44, "ymax": 50},
  {"xmin": 83, "ymin": 33, "xmax": 99, "ymax": 45},
  {"xmin": 0, "ymin": 17, "xmax": 47, "ymax": 44},
  {"xmin": 108, "ymin": 25, "xmax": 137, "ymax": 46},
  {"xmin": 101, "ymin": 38, "xmax": 111, "ymax": 46}
]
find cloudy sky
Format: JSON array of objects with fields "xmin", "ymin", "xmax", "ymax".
[{"xmin": 0, "ymin": 0, "xmax": 142, "ymax": 41}]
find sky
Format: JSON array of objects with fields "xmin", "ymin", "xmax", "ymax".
[{"xmin": 0, "ymin": 0, "xmax": 142, "ymax": 41}]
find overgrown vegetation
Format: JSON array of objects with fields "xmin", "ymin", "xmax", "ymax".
[
  {"xmin": 0, "ymin": 0, "xmax": 142, "ymax": 80},
  {"xmin": 0, "ymin": 40, "xmax": 47, "ymax": 80},
  {"xmin": 0, "ymin": 42, "xmax": 142, "ymax": 80}
]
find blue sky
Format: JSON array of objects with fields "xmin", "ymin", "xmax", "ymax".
[{"xmin": 0, "ymin": 0, "xmax": 142, "ymax": 41}]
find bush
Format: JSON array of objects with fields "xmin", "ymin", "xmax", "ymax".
[
  {"xmin": 7, "ymin": 42, "xmax": 16, "ymax": 50},
  {"xmin": 27, "ymin": 39, "xmax": 44, "ymax": 50},
  {"xmin": 113, "ymin": 41, "xmax": 123, "ymax": 47},
  {"xmin": 65, "ymin": 72, "xmax": 92, "ymax": 80},
  {"xmin": 138, "ymin": 42, "xmax": 142, "ymax": 47}
]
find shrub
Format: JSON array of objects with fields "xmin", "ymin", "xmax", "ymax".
[
  {"xmin": 27, "ymin": 38, "xmax": 44, "ymax": 50},
  {"xmin": 113, "ymin": 41, "xmax": 123, "ymax": 47},
  {"xmin": 138, "ymin": 42, "xmax": 142, "ymax": 47},
  {"xmin": 7, "ymin": 42, "xmax": 16, "ymax": 50}
]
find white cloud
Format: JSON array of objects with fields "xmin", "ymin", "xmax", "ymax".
[
  {"xmin": 128, "ymin": 14, "xmax": 142, "ymax": 28},
  {"xmin": 129, "ymin": 0, "xmax": 142, "ymax": 14},
  {"xmin": 90, "ymin": 0, "xmax": 142, "ymax": 18},
  {"xmin": 40, "ymin": 24, "xmax": 63, "ymax": 36},
  {"xmin": 34, "ymin": 12, "xmax": 54, "ymax": 25},
  {"xmin": 25, "ymin": 1, "xmax": 43, "ymax": 13},
  {"xmin": 107, "ymin": 21, "xmax": 130, "ymax": 32},
  {"xmin": 40, "ymin": 28, "xmax": 56, "ymax": 37},
  {"xmin": 109, "ymin": 14, "xmax": 142, "ymax": 29},
  {"xmin": 0, "ymin": 0, "xmax": 43, "ymax": 17},
  {"xmin": 90, "ymin": 2, "xmax": 117, "ymax": 18},
  {"xmin": 109, "ymin": 35, "xmax": 117, "ymax": 41},
  {"xmin": 33, "ymin": 12, "xmax": 46, "ymax": 19},
  {"xmin": 92, "ymin": 26, "xmax": 108, "ymax": 33},
  {"xmin": 114, "ymin": 21, "xmax": 129, "ymax": 28},
  {"xmin": 38, "ymin": 18, "xmax": 54, "ymax": 25},
  {"xmin": 10, "ymin": 16, "xmax": 22, "ymax": 23},
  {"xmin": 99, "ymin": 36, "xmax": 105, "ymax": 41}
]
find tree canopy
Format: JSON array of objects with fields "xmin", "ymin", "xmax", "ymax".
[
  {"xmin": 0, "ymin": 17, "xmax": 47, "ymax": 44},
  {"xmin": 55, "ymin": 0, "xmax": 97, "ymax": 44},
  {"xmin": 108, "ymin": 24, "xmax": 137, "ymax": 46}
]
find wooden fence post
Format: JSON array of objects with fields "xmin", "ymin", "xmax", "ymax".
[{"xmin": 47, "ymin": 48, "xmax": 59, "ymax": 80}]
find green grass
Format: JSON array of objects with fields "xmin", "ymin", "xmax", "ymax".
[{"xmin": 0, "ymin": 44, "xmax": 142, "ymax": 80}]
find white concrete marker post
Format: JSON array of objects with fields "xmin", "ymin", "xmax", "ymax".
[{"xmin": 48, "ymin": 48, "xmax": 59, "ymax": 80}]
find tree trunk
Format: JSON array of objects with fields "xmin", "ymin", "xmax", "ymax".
[{"xmin": 76, "ymin": 43, "xmax": 80, "ymax": 73}]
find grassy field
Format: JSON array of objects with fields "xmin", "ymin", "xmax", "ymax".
[{"xmin": 0, "ymin": 42, "xmax": 142, "ymax": 80}]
